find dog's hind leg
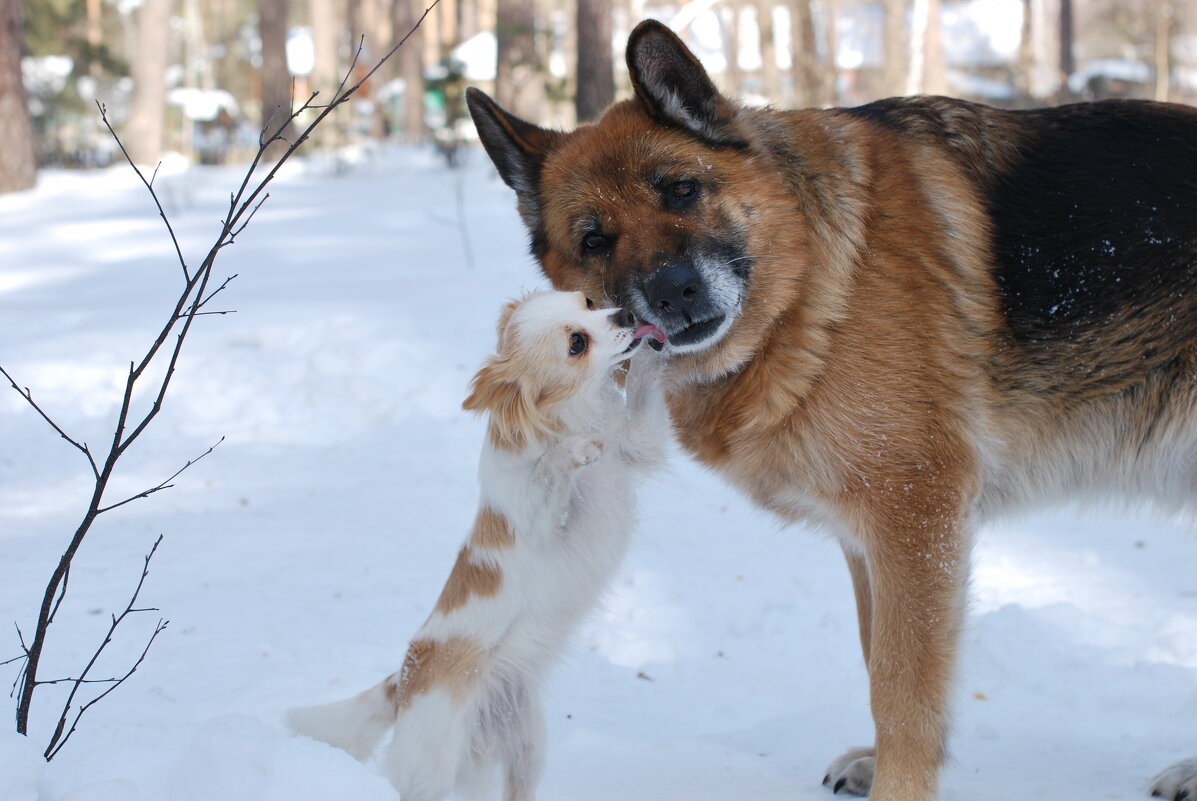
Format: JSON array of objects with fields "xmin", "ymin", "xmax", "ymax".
[
  {"xmin": 497, "ymin": 683, "xmax": 547, "ymax": 801},
  {"xmin": 1151, "ymin": 757, "xmax": 1197, "ymax": 800}
]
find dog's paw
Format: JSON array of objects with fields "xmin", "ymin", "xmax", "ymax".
[
  {"xmin": 1151, "ymin": 757, "xmax": 1197, "ymax": 800},
  {"xmin": 823, "ymin": 747, "xmax": 875, "ymax": 796},
  {"xmin": 568, "ymin": 438, "xmax": 604, "ymax": 468},
  {"xmin": 624, "ymin": 348, "xmax": 666, "ymax": 404}
]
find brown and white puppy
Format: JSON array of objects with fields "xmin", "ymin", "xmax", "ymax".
[
  {"xmin": 465, "ymin": 19, "xmax": 1197, "ymax": 801},
  {"xmin": 288, "ymin": 290, "xmax": 668, "ymax": 801}
]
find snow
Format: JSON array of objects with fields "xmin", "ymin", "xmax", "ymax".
[{"xmin": 1, "ymin": 147, "xmax": 1195, "ymax": 801}]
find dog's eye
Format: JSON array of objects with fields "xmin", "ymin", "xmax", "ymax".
[
  {"xmin": 582, "ymin": 232, "xmax": 609, "ymax": 253},
  {"xmin": 671, "ymin": 180, "xmax": 697, "ymax": 199},
  {"xmin": 568, "ymin": 332, "xmax": 589, "ymax": 356},
  {"xmin": 585, "ymin": 297, "xmax": 595, "ymax": 310},
  {"xmin": 665, "ymin": 179, "xmax": 700, "ymax": 210}
]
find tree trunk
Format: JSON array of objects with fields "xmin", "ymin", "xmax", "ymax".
[
  {"xmin": 393, "ymin": 0, "xmax": 425, "ymax": 141},
  {"xmin": 1155, "ymin": 0, "xmax": 1173, "ymax": 101},
  {"xmin": 755, "ymin": 0, "xmax": 780, "ymax": 102},
  {"xmin": 723, "ymin": 0, "xmax": 743, "ymax": 97},
  {"xmin": 495, "ymin": 0, "xmax": 543, "ymax": 122},
  {"xmin": 822, "ymin": 0, "xmax": 839, "ymax": 105},
  {"xmin": 1058, "ymin": 0, "xmax": 1074, "ymax": 89},
  {"xmin": 0, "ymin": 0, "xmax": 34, "ymax": 193},
  {"xmin": 908, "ymin": 0, "xmax": 945, "ymax": 95},
  {"xmin": 790, "ymin": 0, "xmax": 820, "ymax": 106},
  {"xmin": 1016, "ymin": 0, "xmax": 1034, "ymax": 97},
  {"xmin": 124, "ymin": 0, "xmax": 171, "ymax": 166},
  {"xmin": 310, "ymin": 0, "xmax": 341, "ymax": 148},
  {"xmin": 258, "ymin": 0, "xmax": 294, "ymax": 155},
  {"xmin": 575, "ymin": 0, "xmax": 613, "ymax": 121},
  {"xmin": 358, "ymin": 0, "xmax": 390, "ymax": 137},
  {"xmin": 881, "ymin": 0, "xmax": 907, "ymax": 97}
]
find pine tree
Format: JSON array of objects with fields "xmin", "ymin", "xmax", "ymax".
[{"xmin": 0, "ymin": 0, "xmax": 37, "ymax": 193}]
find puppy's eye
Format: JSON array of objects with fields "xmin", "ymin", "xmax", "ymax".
[
  {"xmin": 582, "ymin": 232, "xmax": 609, "ymax": 253},
  {"xmin": 568, "ymin": 332, "xmax": 589, "ymax": 356},
  {"xmin": 585, "ymin": 297, "xmax": 595, "ymax": 310},
  {"xmin": 671, "ymin": 180, "xmax": 697, "ymax": 199}
]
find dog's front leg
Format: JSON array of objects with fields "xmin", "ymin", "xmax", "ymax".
[
  {"xmin": 528, "ymin": 437, "xmax": 602, "ymax": 527},
  {"xmin": 826, "ymin": 486, "xmax": 971, "ymax": 801},
  {"xmin": 619, "ymin": 352, "xmax": 669, "ymax": 466}
]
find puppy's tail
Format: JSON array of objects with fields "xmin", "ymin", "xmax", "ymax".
[{"xmin": 286, "ymin": 677, "xmax": 397, "ymax": 761}]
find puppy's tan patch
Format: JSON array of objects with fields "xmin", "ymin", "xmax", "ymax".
[
  {"xmin": 434, "ymin": 546, "xmax": 502, "ymax": 615},
  {"xmin": 386, "ymin": 636, "xmax": 484, "ymax": 710},
  {"xmin": 469, "ymin": 506, "xmax": 516, "ymax": 549}
]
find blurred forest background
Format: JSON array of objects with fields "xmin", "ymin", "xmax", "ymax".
[{"xmin": 2, "ymin": 0, "xmax": 1196, "ymax": 195}]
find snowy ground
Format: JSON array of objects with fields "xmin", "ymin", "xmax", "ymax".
[{"xmin": 0, "ymin": 146, "xmax": 1194, "ymax": 801}]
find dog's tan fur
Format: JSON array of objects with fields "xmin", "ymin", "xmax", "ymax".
[{"xmin": 466, "ymin": 19, "xmax": 1197, "ymax": 801}]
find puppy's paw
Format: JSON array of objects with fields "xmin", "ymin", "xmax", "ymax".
[
  {"xmin": 1151, "ymin": 757, "xmax": 1197, "ymax": 800},
  {"xmin": 568, "ymin": 437, "xmax": 604, "ymax": 468},
  {"xmin": 822, "ymin": 747, "xmax": 875, "ymax": 796},
  {"xmin": 625, "ymin": 349, "xmax": 666, "ymax": 405}
]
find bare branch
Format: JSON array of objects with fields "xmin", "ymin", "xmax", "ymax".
[
  {"xmin": 96, "ymin": 102, "xmax": 191, "ymax": 282},
  {"xmin": 44, "ymin": 618, "xmax": 167, "ymax": 761},
  {"xmin": 0, "ymin": 365, "xmax": 99, "ymax": 480},
  {"xmin": 43, "ymin": 536, "xmax": 166, "ymax": 759},
  {"xmin": 195, "ymin": 274, "xmax": 238, "ymax": 313},
  {"xmin": 97, "ymin": 438, "xmax": 224, "ymax": 514},
  {"xmin": 47, "ymin": 564, "xmax": 69, "ymax": 625},
  {"xmin": 13, "ymin": 1, "xmax": 439, "ymax": 752}
]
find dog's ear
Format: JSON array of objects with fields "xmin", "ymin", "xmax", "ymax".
[
  {"xmin": 466, "ymin": 88, "xmax": 562, "ymax": 197},
  {"xmin": 626, "ymin": 19, "xmax": 745, "ymax": 147},
  {"xmin": 463, "ymin": 356, "xmax": 561, "ymax": 452}
]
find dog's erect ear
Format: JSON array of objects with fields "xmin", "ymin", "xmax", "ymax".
[
  {"xmin": 626, "ymin": 19, "xmax": 745, "ymax": 147},
  {"xmin": 466, "ymin": 88, "xmax": 562, "ymax": 196}
]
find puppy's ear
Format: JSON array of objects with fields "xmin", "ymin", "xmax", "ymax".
[
  {"xmin": 493, "ymin": 296, "xmax": 522, "ymax": 352},
  {"xmin": 463, "ymin": 357, "xmax": 560, "ymax": 452},
  {"xmin": 466, "ymin": 88, "xmax": 562, "ymax": 197},
  {"xmin": 626, "ymin": 19, "xmax": 746, "ymax": 148}
]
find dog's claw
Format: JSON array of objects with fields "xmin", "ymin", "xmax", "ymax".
[
  {"xmin": 1177, "ymin": 790, "xmax": 1190, "ymax": 801},
  {"xmin": 822, "ymin": 774, "xmax": 831, "ymax": 786},
  {"xmin": 833, "ymin": 777, "xmax": 847, "ymax": 794}
]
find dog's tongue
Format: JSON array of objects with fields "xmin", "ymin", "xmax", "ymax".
[{"xmin": 634, "ymin": 323, "xmax": 667, "ymax": 344}]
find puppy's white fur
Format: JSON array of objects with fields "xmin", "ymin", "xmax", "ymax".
[{"xmin": 288, "ymin": 291, "xmax": 668, "ymax": 801}]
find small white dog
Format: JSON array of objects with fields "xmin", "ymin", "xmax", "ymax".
[{"xmin": 288, "ymin": 290, "xmax": 668, "ymax": 801}]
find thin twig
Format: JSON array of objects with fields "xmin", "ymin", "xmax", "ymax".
[
  {"xmin": 196, "ymin": 275, "xmax": 239, "ymax": 311},
  {"xmin": 96, "ymin": 438, "xmax": 223, "ymax": 514},
  {"xmin": 43, "ymin": 536, "xmax": 166, "ymax": 760},
  {"xmin": 0, "ymin": 366, "xmax": 99, "ymax": 480},
  {"xmin": 47, "ymin": 564, "xmax": 69, "ymax": 625},
  {"xmin": 9, "ymin": 1, "xmax": 439, "ymax": 750},
  {"xmin": 45, "ymin": 619, "xmax": 167, "ymax": 762},
  {"xmin": 97, "ymin": 107, "xmax": 190, "ymax": 282}
]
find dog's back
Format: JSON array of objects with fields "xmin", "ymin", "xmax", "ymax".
[{"xmin": 842, "ymin": 97, "xmax": 1197, "ymax": 513}]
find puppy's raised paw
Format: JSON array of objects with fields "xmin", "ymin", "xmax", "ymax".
[
  {"xmin": 568, "ymin": 437, "xmax": 604, "ymax": 468},
  {"xmin": 823, "ymin": 747, "xmax": 875, "ymax": 796},
  {"xmin": 1151, "ymin": 757, "xmax": 1197, "ymax": 801}
]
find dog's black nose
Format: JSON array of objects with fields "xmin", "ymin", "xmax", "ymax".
[
  {"xmin": 644, "ymin": 262, "xmax": 701, "ymax": 317},
  {"xmin": 609, "ymin": 308, "xmax": 636, "ymax": 329}
]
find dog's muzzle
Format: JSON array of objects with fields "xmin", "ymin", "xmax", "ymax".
[{"xmin": 641, "ymin": 261, "xmax": 730, "ymax": 348}]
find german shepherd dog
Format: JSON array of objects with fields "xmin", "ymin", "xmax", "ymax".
[{"xmin": 466, "ymin": 19, "xmax": 1197, "ymax": 801}]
